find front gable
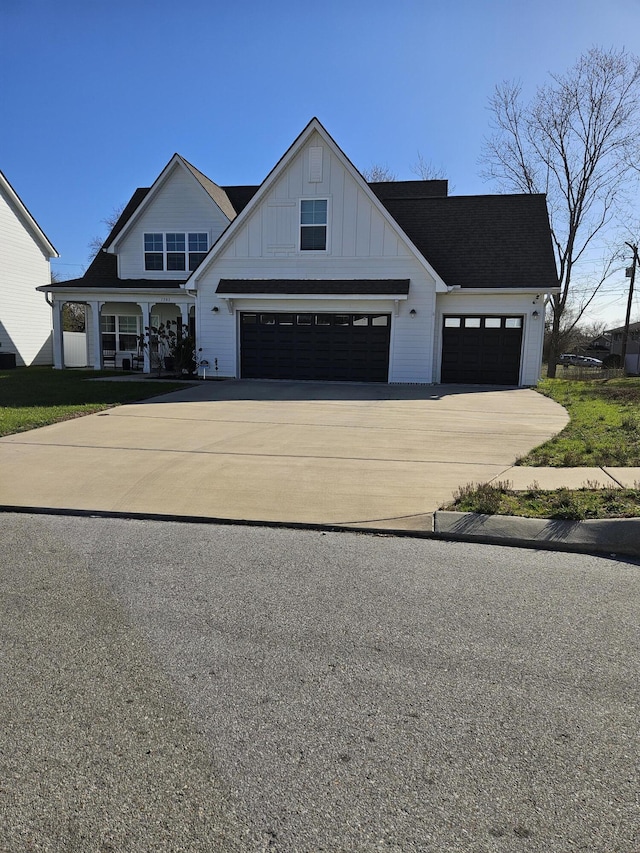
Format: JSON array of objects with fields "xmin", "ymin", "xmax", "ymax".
[
  {"xmin": 189, "ymin": 120, "xmax": 446, "ymax": 290},
  {"xmin": 111, "ymin": 156, "xmax": 233, "ymax": 281}
]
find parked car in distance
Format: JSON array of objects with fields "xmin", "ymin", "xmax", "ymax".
[{"xmin": 559, "ymin": 353, "xmax": 603, "ymax": 367}]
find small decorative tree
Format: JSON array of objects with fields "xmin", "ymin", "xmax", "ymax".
[{"xmin": 138, "ymin": 321, "xmax": 195, "ymax": 377}]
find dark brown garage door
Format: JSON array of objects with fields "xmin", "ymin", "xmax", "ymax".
[
  {"xmin": 441, "ymin": 316, "xmax": 523, "ymax": 384},
  {"xmin": 240, "ymin": 312, "xmax": 391, "ymax": 382}
]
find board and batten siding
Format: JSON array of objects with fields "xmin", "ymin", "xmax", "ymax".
[
  {"xmin": 434, "ymin": 292, "xmax": 545, "ymax": 386},
  {"xmin": 196, "ymin": 132, "xmax": 439, "ymax": 383},
  {"xmin": 115, "ymin": 165, "xmax": 231, "ymax": 280},
  {"xmin": 0, "ymin": 186, "xmax": 53, "ymax": 366},
  {"xmin": 219, "ymin": 131, "xmax": 415, "ymax": 262}
]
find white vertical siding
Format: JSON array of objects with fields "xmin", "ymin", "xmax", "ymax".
[
  {"xmin": 219, "ymin": 131, "xmax": 412, "ymax": 263},
  {"xmin": 0, "ymin": 186, "xmax": 53, "ymax": 366}
]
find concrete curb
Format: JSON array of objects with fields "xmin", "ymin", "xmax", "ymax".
[
  {"xmin": 434, "ymin": 511, "xmax": 640, "ymax": 559},
  {"xmin": 2, "ymin": 504, "xmax": 639, "ymax": 561}
]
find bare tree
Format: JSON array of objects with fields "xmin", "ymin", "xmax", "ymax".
[
  {"xmin": 482, "ymin": 47, "xmax": 640, "ymax": 376},
  {"xmin": 361, "ymin": 164, "xmax": 397, "ymax": 182},
  {"xmin": 87, "ymin": 204, "xmax": 125, "ymax": 261},
  {"xmin": 411, "ymin": 152, "xmax": 447, "ymax": 181}
]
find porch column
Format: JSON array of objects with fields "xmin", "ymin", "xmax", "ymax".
[
  {"xmin": 52, "ymin": 298, "xmax": 64, "ymax": 369},
  {"xmin": 179, "ymin": 303, "xmax": 190, "ymax": 329},
  {"xmin": 89, "ymin": 301, "xmax": 102, "ymax": 370},
  {"xmin": 140, "ymin": 302, "xmax": 151, "ymax": 373}
]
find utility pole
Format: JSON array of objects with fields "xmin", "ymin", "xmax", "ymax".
[{"xmin": 621, "ymin": 242, "xmax": 639, "ymax": 370}]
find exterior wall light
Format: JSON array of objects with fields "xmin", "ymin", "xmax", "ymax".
[
  {"xmin": 409, "ymin": 308, "xmax": 417, "ymax": 316},
  {"xmin": 532, "ymin": 310, "xmax": 540, "ymax": 319},
  {"xmin": 212, "ymin": 306, "xmax": 219, "ymax": 312}
]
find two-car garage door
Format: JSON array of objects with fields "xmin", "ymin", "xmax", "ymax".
[{"xmin": 240, "ymin": 312, "xmax": 391, "ymax": 382}]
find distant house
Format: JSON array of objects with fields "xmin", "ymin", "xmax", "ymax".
[
  {"xmin": 605, "ymin": 320, "xmax": 640, "ymax": 374},
  {"xmin": 606, "ymin": 321, "xmax": 640, "ymax": 355},
  {"xmin": 42, "ymin": 118, "xmax": 559, "ymax": 385},
  {"xmin": 0, "ymin": 170, "xmax": 58, "ymax": 366}
]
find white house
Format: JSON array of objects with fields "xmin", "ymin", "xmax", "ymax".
[
  {"xmin": 0, "ymin": 170, "xmax": 58, "ymax": 366},
  {"xmin": 42, "ymin": 119, "xmax": 559, "ymax": 385}
]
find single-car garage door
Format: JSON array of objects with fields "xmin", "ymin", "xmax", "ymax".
[
  {"xmin": 240, "ymin": 312, "xmax": 391, "ymax": 382},
  {"xmin": 441, "ymin": 315, "xmax": 523, "ymax": 385}
]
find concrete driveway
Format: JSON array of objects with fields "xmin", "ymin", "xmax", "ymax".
[{"xmin": 0, "ymin": 380, "xmax": 568, "ymax": 530}]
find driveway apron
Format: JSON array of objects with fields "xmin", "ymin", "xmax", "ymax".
[{"xmin": 0, "ymin": 380, "xmax": 568, "ymax": 530}]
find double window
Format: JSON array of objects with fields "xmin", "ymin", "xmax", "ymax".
[
  {"xmin": 300, "ymin": 199, "xmax": 327, "ymax": 251},
  {"xmin": 144, "ymin": 232, "xmax": 209, "ymax": 271},
  {"xmin": 101, "ymin": 314, "xmax": 140, "ymax": 352}
]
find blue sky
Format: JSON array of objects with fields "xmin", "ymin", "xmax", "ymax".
[{"xmin": 2, "ymin": 0, "xmax": 639, "ymax": 325}]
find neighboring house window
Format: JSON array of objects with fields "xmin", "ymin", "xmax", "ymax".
[
  {"xmin": 101, "ymin": 315, "xmax": 140, "ymax": 352},
  {"xmin": 300, "ymin": 199, "xmax": 327, "ymax": 250},
  {"xmin": 144, "ymin": 232, "xmax": 209, "ymax": 271}
]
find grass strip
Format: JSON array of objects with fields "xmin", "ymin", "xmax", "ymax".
[
  {"xmin": 0, "ymin": 367, "xmax": 185, "ymax": 436},
  {"xmin": 443, "ymin": 480, "xmax": 640, "ymax": 521}
]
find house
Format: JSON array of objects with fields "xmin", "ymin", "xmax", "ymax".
[
  {"xmin": 605, "ymin": 320, "xmax": 640, "ymax": 374},
  {"xmin": 606, "ymin": 321, "xmax": 640, "ymax": 355},
  {"xmin": 42, "ymin": 119, "xmax": 558, "ymax": 385},
  {"xmin": 0, "ymin": 170, "xmax": 58, "ymax": 366}
]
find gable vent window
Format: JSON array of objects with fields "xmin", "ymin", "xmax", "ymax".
[
  {"xmin": 309, "ymin": 146, "xmax": 323, "ymax": 182},
  {"xmin": 144, "ymin": 232, "xmax": 209, "ymax": 271},
  {"xmin": 300, "ymin": 199, "xmax": 327, "ymax": 251}
]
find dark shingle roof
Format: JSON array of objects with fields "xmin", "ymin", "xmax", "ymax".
[
  {"xmin": 216, "ymin": 279, "xmax": 410, "ymax": 295},
  {"xmin": 103, "ymin": 188, "xmax": 150, "ymax": 249},
  {"xmin": 368, "ymin": 180, "xmax": 448, "ymax": 200},
  {"xmin": 378, "ymin": 193, "xmax": 558, "ymax": 288},
  {"xmin": 222, "ymin": 185, "xmax": 260, "ymax": 215}
]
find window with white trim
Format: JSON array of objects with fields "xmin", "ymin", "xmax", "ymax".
[
  {"xmin": 300, "ymin": 200, "xmax": 327, "ymax": 251},
  {"xmin": 101, "ymin": 314, "xmax": 141, "ymax": 352},
  {"xmin": 144, "ymin": 232, "xmax": 209, "ymax": 271}
]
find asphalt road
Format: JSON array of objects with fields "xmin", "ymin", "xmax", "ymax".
[{"xmin": 1, "ymin": 513, "xmax": 638, "ymax": 852}]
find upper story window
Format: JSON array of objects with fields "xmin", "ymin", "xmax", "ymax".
[
  {"xmin": 188, "ymin": 233, "xmax": 209, "ymax": 269},
  {"xmin": 300, "ymin": 199, "xmax": 327, "ymax": 251},
  {"xmin": 166, "ymin": 233, "xmax": 186, "ymax": 270},
  {"xmin": 144, "ymin": 233, "xmax": 164, "ymax": 270},
  {"xmin": 144, "ymin": 232, "xmax": 209, "ymax": 271}
]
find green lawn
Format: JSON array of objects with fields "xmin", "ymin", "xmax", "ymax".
[
  {"xmin": 444, "ymin": 376, "xmax": 640, "ymax": 519},
  {"xmin": 518, "ymin": 376, "xmax": 640, "ymax": 467},
  {"xmin": 0, "ymin": 367, "xmax": 185, "ymax": 436}
]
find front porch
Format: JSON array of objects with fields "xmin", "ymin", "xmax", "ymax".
[{"xmin": 50, "ymin": 292, "xmax": 196, "ymax": 373}]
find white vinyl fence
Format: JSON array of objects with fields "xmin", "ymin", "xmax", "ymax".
[{"xmin": 63, "ymin": 332, "xmax": 88, "ymax": 367}]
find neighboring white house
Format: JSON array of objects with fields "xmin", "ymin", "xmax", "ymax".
[
  {"xmin": 0, "ymin": 170, "xmax": 58, "ymax": 366},
  {"xmin": 42, "ymin": 118, "xmax": 559, "ymax": 385}
]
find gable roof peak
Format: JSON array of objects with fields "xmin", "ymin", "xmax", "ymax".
[
  {"xmin": 187, "ymin": 117, "xmax": 447, "ymax": 291},
  {"xmin": 0, "ymin": 169, "xmax": 58, "ymax": 258},
  {"xmin": 109, "ymin": 152, "xmax": 235, "ymax": 250}
]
